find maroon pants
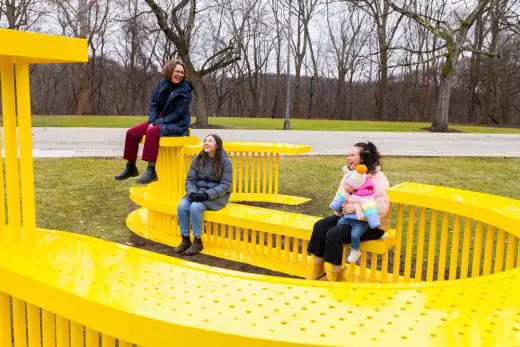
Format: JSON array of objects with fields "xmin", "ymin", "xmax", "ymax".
[{"xmin": 123, "ymin": 122, "xmax": 161, "ymax": 163}]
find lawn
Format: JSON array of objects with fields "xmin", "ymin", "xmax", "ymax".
[
  {"xmin": 35, "ymin": 156, "xmax": 520, "ymax": 245},
  {"xmin": 30, "ymin": 115, "xmax": 520, "ymax": 134}
]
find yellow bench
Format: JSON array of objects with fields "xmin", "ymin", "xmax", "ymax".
[
  {"xmin": 150, "ymin": 137, "xmax": 312, "ymax": 205},
  {"xmin": 128, "ymin": 186, "xmax": 396, "ymax": 281}
]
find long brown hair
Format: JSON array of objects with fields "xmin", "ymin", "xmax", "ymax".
[
  {"xmin": 197, "ymin": 134, "xmax": 224, "ymax": 178},
  {"xmin": 161, "ymin": 59, "xmax": 188, "ymax": 82}
]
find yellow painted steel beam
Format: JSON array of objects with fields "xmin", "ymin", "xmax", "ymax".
[
  {"xmin": 183, "ymin": 142, "xmax": 312, "ymax": 155},
  {"xmin": 0, "ymin": 29, "xmax": 87, "ymax": 64}
]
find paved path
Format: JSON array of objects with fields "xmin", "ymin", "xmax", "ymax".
[{"xmin": 27, "ymin": 127, "xmax": 520, "ymax": 157}]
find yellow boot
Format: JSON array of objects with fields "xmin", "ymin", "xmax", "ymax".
[
  {"xmin": 324, "ymin": 262, "xmax": 343, "ymax": 282},
  {"xmin": 306, "ymin": 258, "xmax": 325, "ymax": 280}
]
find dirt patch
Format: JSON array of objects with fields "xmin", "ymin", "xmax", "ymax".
[{"xmin": 128, "ymin": 233, "xmax": 297, "ymax": 278}]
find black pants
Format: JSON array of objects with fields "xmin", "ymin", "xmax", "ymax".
[{"xmin": 307, "ymin": 215, "xmax": 385, "ymax": 266}]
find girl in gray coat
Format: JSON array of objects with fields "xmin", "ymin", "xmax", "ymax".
[{"xmin": 174, "ymin": 134, "xmax": 233, "ymax": 256}]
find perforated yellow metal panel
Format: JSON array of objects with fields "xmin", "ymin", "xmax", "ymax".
[{"xmin": 0, "ymin": 229, "xmax": 518, "ymax": 346}]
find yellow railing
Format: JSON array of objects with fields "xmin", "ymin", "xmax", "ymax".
[
  {"xmin": 387, "ymin": 182, "xmax": 520, "ymax": 282},
  {"xmin": 153, "ymin": 139, "xmax": 312, "ymax": 205}
]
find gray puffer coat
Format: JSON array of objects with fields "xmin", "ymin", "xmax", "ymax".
[{"xmin": 184, "ymin": 151, "xmax": 233, "ymax": 210}]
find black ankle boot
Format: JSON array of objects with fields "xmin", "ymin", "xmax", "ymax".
[
  {"xmin": 114, "ymin": 162, "xmax": 139, "ymax": 180},
  {"xmin": 136, "ymin": 166, "xmax": 158, "ymax": 184},
  {"xmin": 174, "ymin": 236, "xmax": 192, "ymax": 254},
  {"xmin": 184, "ymin": 237, "xmax": 203, "ymax": 256}
]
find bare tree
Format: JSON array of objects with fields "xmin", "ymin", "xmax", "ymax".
[
  {"xmin": 347, "ymin": 0, "xmax": 404, "ymax": 120},
  {"xmin": 286, "ymin": 0, "xmax": 321, "ymax": 118},
  {"xmin": 268, "ymin": 0, "xmax": 285, "ymax": 119},
  {"xmin": 52, "ymin": 0, "xmax": 114, "ymax": 115},
  {"xmin": 144, "ymin": 0, "xmax": 241, "ymax": 127},
  {"xmin": 0, "ymin": 0, "xmax": 45, "ymax": 29},
  {"xmin": 326, "ymin": 1, "xmax": 370, "ymax": 119},
  {"xmin": 229, "ymin": 0, "xmax": 274, "ymax": 117},
  {"xmin": 386, "ymin": 0, "xmax": 492, "ymax": 131}
]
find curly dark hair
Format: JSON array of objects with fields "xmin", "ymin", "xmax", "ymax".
[
  {"xmin": 354, "ymin": 141, "xmax": 382, "ymax": 174},
  {"xmin": 161, "ymin": 59, "xmax": 187, "ymax": 82}
]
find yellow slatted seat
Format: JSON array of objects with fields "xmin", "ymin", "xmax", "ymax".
[{"xmin": 128, "ymin": 186, "xmax": 396, "ymax": 279}]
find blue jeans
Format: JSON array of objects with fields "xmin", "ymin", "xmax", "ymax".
[
  {"xmin": 337, "ymin": 216, "xmax": 370, "ymax": 250},
  {"xmin": 177, "ymin": 198, "xmax": 208, "ymax": 238}
]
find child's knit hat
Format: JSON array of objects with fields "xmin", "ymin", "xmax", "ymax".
[{"xmin": 346, "ymin": 164, "xmax": 367, "ymax": 189}]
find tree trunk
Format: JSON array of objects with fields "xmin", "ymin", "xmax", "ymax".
[
  {"xmin": 335, "ymin": 67, "xmax": 346, "ymax": 119},
  {"xmin": 191, "ymin": 75, "xmax": 208, "ymax": 128},
  {"xmin": 76, "ymin": 64, "xmax": 90, "ymax": 115},
  {"xmin": 75, "ymin": 0, "xmax": 89, "ymax": 115},
  {"xmin": 432, "ymin": 47, "xmax": 458, "ymax": 131},
  {"xmin": 469, "ymin": 15, "xmax": 484, "ymax": 123},
  {"xmin": 292, "ymin": 60, "xmax": 303, "ymax": 118},
  {"xmin": 375, "ymin": 5, "xmax": 389, "ymax": 121},
  {"xmin": 377, "ymin": 47, "xmax": 388, "ymax": 121},
  {"xmin": 487, "ymin": 0, "xmax": 502, "ymax": 125}
]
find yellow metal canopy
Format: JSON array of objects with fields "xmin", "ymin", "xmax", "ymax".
[{"xmin": 0, "ymin": 29, "xmax": 87, "ymax": 64}]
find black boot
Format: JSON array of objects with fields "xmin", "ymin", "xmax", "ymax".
[
  {"xmin": 184, "ymin": 237, "xmax": 203, "ymax": 256},
  {"xmin": 136, "ymin": 165, "xmax": 158, "ymax": 184},
  {"xmin": 114, "ymin": 162, "xmax": 138, "ymax": 181},
  {"xmin": 173, "ymin": 236, "xmax": 192, "ymax": 254}
]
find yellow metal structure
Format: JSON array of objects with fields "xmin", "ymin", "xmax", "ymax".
[
  {"xmin": 0, "ymin": 28, "xmax": 518, "ymax": 346},
  {"xmin": 129, "ymin": 138, "xmax": 396, "ymax": 279},
  {"xmin": 0, "ymin": 227, "xmax": 518, "ymax": 346},
  {"xmin": 185, "ymin": 142, "xmax": 311, "ymax": 204}
]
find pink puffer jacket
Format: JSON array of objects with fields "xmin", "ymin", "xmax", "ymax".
[{"xmin": 340, "ymin": 166, "xmax": 391, "ymax": 230}]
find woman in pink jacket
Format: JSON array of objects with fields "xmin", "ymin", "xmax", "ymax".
[{"xmin": 306, "ymin": 142, "xmax": 390, "ymax": 282}]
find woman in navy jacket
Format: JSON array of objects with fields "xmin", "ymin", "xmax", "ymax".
[{"xmin": 115, "ymin": 59, "xmax": 192, "ymax": 184}]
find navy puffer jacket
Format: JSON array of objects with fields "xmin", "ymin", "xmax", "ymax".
[{"xmin": 148, "ymin": 79, "xmax": 192, "ymax": 136}]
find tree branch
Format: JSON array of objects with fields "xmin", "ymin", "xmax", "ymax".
[
  {"xmin": 383, "ymin": 0, "xmax": 448, "ymax": 39},
  {"xmin": 200, "ymin": 56, "xmax": 241, "ymax": 77},
  {"xmin": 387, "ymin": 55, "xmax": 440, "ymax": 68},
  {"xmin": 144, "ymin": 0, "xmax": 186, "ymax": 54},
  {"xmin": 200, "ymin": 45, "xmax": 234, "ymax": 72},
  {"xmin": 462, "ymin": 0, "xmax": 491, "ymax": 30},
  {"xmin": 386, "ymin": 43, "xmax": 447, "ymax": 54},
  {"xmin": 461, "ymin": 45, "xmax": 499, "ymax": 57}
]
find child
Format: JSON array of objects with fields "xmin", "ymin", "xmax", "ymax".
[{"xmin": 330, "ymin": 164, "xmax": 380, "ymax": 263}]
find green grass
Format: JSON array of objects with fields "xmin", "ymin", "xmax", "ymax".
[
  {"xmin": 34, "ymin": 157, "xmax": 520, "ymax": 245},
  {"xmin": 30, "ymin": 115, "xmax": 520, "ymax": 134}
]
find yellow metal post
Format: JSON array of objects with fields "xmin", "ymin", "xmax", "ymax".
[
  {"xmin": 414, "ymin": 207, "xmax": 426, "ymax": 281},
  {"xmin": 471, "ymin": 222, "xmax": 483, "ymax": 277},
  {"xmin": 460, "ymin": 217, "xmax": 472, "ymax": 279},
  {"xmin": 0, "ymin": 60, "xmax": 22, "ymax": 240},
  {"xmin": 426, "ymin": 210, "xmax": 438, "ymax": 281},
  {"xmin": 403, "ymin": 206, "xmax": 415, "ymax": 282},
  {"xmin": 437, "ymin": 212, "xmax": 450, "ymax": 280},
  {"xmin": 448, "ymin": 216, "xmax": 461, "ymax": 280},
  {"xmin": 0, "ymin": 293, "xmax": 11, "ymax": 346},
  {"xmin": 15, "ymin": 61, "xmax": 37, "ymax": 236},
  {"xmin": 12, "ymin": 297, "xmax": 27, "ymax": 346},
  {"xmin": 27, "ymin": 303, "xmax": 41, "ymax": 347},
  {"xmin": 392, "ymin": 204, "xmax": 404, "ymax": 281},
  {"xmin": 42, "ymin": 310, "xmax": 56, "ymax": 347}
]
